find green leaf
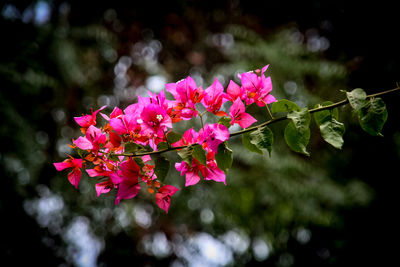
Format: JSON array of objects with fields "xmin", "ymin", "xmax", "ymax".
[
  {"xmin": 313, "ymin": 101, "xmax": 339, "ymax": 126},
  {"xmin": 77, "ymin": 148, "xmax": 88, "ymax": 158},
  {"xmin": 218, "ymin": 117, "xmax": 232, "ymax": 128},
  {"xmin": 108, "ymin": 153, "xmax": 120, "ymax": 162},
  {"xmin": 166, "ymin": 131, "xmax": 182, "ymax": 144},
  {"xmin": 133, "ymin": 157, "xmax": 145, "ymax": 168},
  {"xmin": 125, "ymin": 142, "xmax": 143, "ymax": 153},
  {"xmin": 313, "ymin": 102, "xmax": 345, "ymax": 149},
  {"xmin": 192, "ymin": 144, "xmax": 207, "ymax": 165},
  {"xmin": 320, "ymin": 119, "xmax": 345, "ymax": 149},
  {"xmin": 177, "ymin": 146, "xmax": 193, "ymax": 165},
  {"xmin": 249, "ymin": 126, "xmax": 274, "ymax": 156},
  {"xmin": 154, "ymin": 156, "xmax": 170, "ymax": 182},
  {"xmin": 157, "ymin": 142, "xmax": 169, "ymax": 151},
  {"xmin": 346, "ymin": 88, "xmax": 367, "ymax": 110},
  {"xmin": 358, "ymin": 97, "xmax": 388, "ymax": 136},
  {"xmin": 215, "ymin": 142, "xmax": 233, "ymax": 171},
  {"xmin": 285, "ymin": 109, "xmax": 311, "ymax": 156},
  {"xmin": 284, "ymin": 122, "xmax": 310, "ymax": 156},
  {"xmin": 271, "ymin": 99, "xmax": 301, "ymax": 113},
  {"xmin": 242, "ymin": 132, "xmax": 263, "ymax": 154}
]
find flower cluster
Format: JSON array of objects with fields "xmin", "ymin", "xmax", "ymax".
[{"xmin": 54, "ymin": 65, "xmax": 275, "ymax": 212}]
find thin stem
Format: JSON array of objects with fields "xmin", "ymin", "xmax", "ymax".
[
  {"xmin": 199, "ymin": 112, "xmax": 205, "ymax": 129},
  {"xmin": 102, "ymin": 86, "xmax": 400, "ymax": 157},
  {"xmin": 261, "ymin": 100, "xmax": 274, "ymax": 119}
]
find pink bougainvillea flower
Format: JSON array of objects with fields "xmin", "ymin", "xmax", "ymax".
[
  {"xmin": 172, "ymin": 128, "xmax": 200, "ymax": 147},
  {"xmin": 156, "ymin": 185, "xmax": 179, "ymax": 213},
  {"xmin": 100, "ymin": 107, "xmax": 123, "ymax": 121},
  {"xmin": 199, "ymin": 123, "xmax": 230, "ymax": 153},
  {"xmin": 175, "ymin": 153, "xmax": 226, "ymax": 186},
  {"xmin": 202, "ymin": 152, "xmax": 226, "ymax": 185},
  {"xmin": 53, "ymin": 157, "xmax": 83, "ymax": 189},
  {"xmin": 229, "ymin": 98, "xmax": 257, "ymax": 128},
  {"xmin": 239, "ymin": 65, "xmax": 276, "ymax": 106},
  {"xmin": 73, "ymin": 125, "xmax": 107, "ymax": 151},
  {"xmin": 140, "ymin": 103, "xmax": 172, "ymax": 136},
  {"xmin": 175, "ymin": 160, "xmax": 202, "ymax": 186},
  {"xmin": 110, "ymin": 158, "xmax": 141, "ymax": 205},
  {"xmin": 166, "ymin": 76, "xmax": 204, "ymax": 120},
  {"xmin": 201, "ymin": 78, "xmax": 228, "ymax": 116},
  {"xmin": 95, "ymin": 179, "xmax": 114, "ymax": 197},
  {"xmin": 74, "ymin": 105, "xmax": 107, "ymax": 130},
  {"xmin": 226, "ymin": 80, "xmax": 244, "ymax": 102}
]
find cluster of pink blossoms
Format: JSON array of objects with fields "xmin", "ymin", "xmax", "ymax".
[{"xmin": 54, "ymin": 65, "xmax": 275, "ymax": 212}]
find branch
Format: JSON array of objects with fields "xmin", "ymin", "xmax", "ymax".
[{"xmin": 109, "ymin": 86, "xmax": 400, "ymax": 157}]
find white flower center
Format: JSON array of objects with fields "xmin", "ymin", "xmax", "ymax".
[{"xmin": 156, "ymin": 114, "xmax": 163, "ymax": 121}]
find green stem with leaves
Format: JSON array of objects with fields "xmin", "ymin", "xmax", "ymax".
[{"xmin": 103, "ymin": 86, "xmax": 400, "ymax": 157}]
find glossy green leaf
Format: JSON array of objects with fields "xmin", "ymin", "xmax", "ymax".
[
  {"xmin": 242, "ymin": 132, "xmax": 263, "ymax": 154},
  {"xmin": 154, "ymin": 156, "xmax": 170, "ymax": 182},
  {"xmin": 313, "ymin": 102, "xmax": 345, "ymax": 149},
  {"xmin": 177, "ymin": 146, "xmax": 193, "ymax": 165},
  {"xmin": 358, "ymin": 97, "xmax": 388, "ymax": 136},
  {"xmin": 346, "ymin": 88, "xmax": 367, "ymax": 110},
  {"xmin": 215, "ymin": 142, "xmax": 233, "ymax": 171},
  {"xmin": 218, "ymin": 117, "xmax": 232, "ymax": 128},
  {"xmin": 125, "ymin": 142, "xmax": 143, "ymax": 153},
  {"xmin": 192, "ymin": 144, "xmax": 207, "ymax": 165},
  {"xmin": 166, "ymin": 131, "xmax": 182, "ymax": 144},
  {"xmin": 284, "ymin": 109, "xmax": 311, "ymax": 156},
  {"xmin": 313, "ymin": 101, "xmax": 339, "ymax": 126},
  {"xmin": 271, "ymin": 99, "xmax": 301, "ymax": 113},
  {"xmin": 320, "ymin": 118, "xmax": 345, "ymax": 149},
  {"xmin": 249, "ymin": 126, "xmax": 274, "ymax": 156},
  {"xmin": 157, "ymin": 142, "xmax": 169, "ymax": 151}
]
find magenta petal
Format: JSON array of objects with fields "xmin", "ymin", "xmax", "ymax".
[
  {"xmin": 74, "ymin": 115, "xmax": 92, "ymax": 127},
  {"xmin": 227, "ymin": 80, "xmax": 242, "ymax": 101},
  {"xmin": 204, "ymin": 163, "xmax": 226, "ymax": 185},
  {"xmin": 109, "ymin": 117, "xmax": 127, "ymax": 135},
  {"xmin": 116, "ymin": 181, "xmax": 140, "ymax": 202},
  {"xmin": 261, "ymin": 64, "xmax": 269, "ymax": 74},
  {"xmin": 95, "ymin": 181, "xmax": 113, "ymax": 197},
  {"xmin": 263, "ymin": 94, "xmax": 276, "ymax": 104},
  {"xmin": 185, "ymin": 171, "xmax": 201, "ymax": 186},
  {"xmin": 110, "ymin": 172, "xmax": 124, "ymax": 184},
  {"xmin": 73, "ymin": 136, "xmax": 93, "ymax": 150},
  {"xmin": 68, "ymin": 168, "xmax": 81, "ymax": 189},
  {"xmin": 53, "ymin": 162, "xmax": 72, "ymax": 171},
  {"xmin": 238, "ymin": 113, "xmax": 257, "ymax": 128}
]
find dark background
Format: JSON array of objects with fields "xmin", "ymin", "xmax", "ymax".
[{"xmin": 1, "ymin": 1, "xmax": 399, "ymax": 266}]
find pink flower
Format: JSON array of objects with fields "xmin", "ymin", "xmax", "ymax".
[
  {"xmin": 199, "ymin": 123, "xmax": 230, "ymax": 153},
  {"xmin": 203, "ymin": 152, "xmax": 226, "ymax": 185},
  {"xmin": 239, "ymin": 65, "xmax": 276, "ymax": 106},
  {"xmin": 226, "ymin": 80, "xmax": 244, "ymax": 102},
  {"xmin": 201, "ymin": 78, "xmax": 228, "ymax": 116},
  {"xmin": 172, "ymin": 128, "xmax": 200, "ymax": 147},
  {"xmin": 53, "ymin": 157, "xmax": 83, "ymax": 189},
  {"xmin": 140, "ymin": 103, "xmax": 172, "ymax": 136},
  {"xmin": 100, "ymin": 107, "xmax": 123, "ymax": 121},
  {"xmin": 166, "ymin": 76, "xmax": 204, "ymax": 120},
  {"xmin": 175, "ymin": 153, "xmax": 226, "ymax": 186},
  {"xmin": 74, "ymin": 105, "xmax": 107, "ymax": 129},
  {"xmin": 95, "ymin": 179, "xmax": 114, "ymax": 197},
  {"xmin": 156, "ymin": 185, "xmax": 179, "ymax": 213},
  {"xmin": 175, "ymin": 160, "xmax": 202, "ymax": 186},
  {"xmin": 73, "ymin": 125, "xmax": 107, "ymax": 151},
  {"xmin": 110, "ymin": 158, "xmax": 141, "ymax": 205},
  {"xmin": 229, "ymin": 98, "xmax": 257, "ymax": 128}
]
